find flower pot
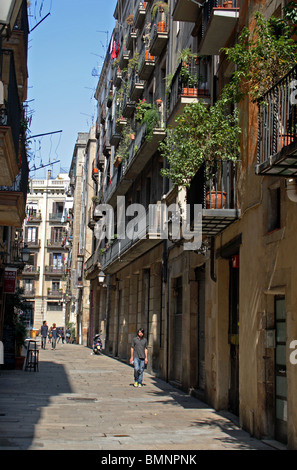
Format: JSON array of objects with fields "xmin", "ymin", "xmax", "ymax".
[
  {"xmin": 114, "ymin": 156, "xmax": 122, "ymax": 168},
  {"xmin": 145, "ymin": 50, "xmax": 154, "ymax": 61},
  {"xmin": 182, "ymin": 87, "xmax": 198, "ymax": 97},
  {"xmin": 223, "ymin": 1, "xmax": 233, "ymax": 8},
  {"xmin": 206, "ymin": 191, "xmax": 227, "ymax": 209},
  {"xmin": 278, "ymin": 134, "xmax": 295, "ymax": 149},
  {"xmin": 14, "ymin": 356, "xmax": 25, "ymax": 370},
  {"xmin": 158, "ymin": 21, "xmax": 167, "ymax": 32}
]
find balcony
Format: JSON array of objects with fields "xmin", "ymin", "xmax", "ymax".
[
  {"xmin": 149, "ymin": 10, "xmax": 169, "ymax": 56},
  {"xmin": 110, "ymin": 119, "xmax": 121, "ymax": 147},
  {"xmin": 199, "ymin": 0, "xmax": 239, "ymax": 55},
  {"xmin": 172, "ymin": 0, "xmax": 200, "ymax": 22},
  {"xmin": 0, "ymin": 137, "xmax": 28, "ymax": 226},
  {"xmin": 167, "ymin": 60, "xmax": 210, "ymax": 127},
  {"xmin": 122, "ymin": 94, "xmax": 135, "ymax": 119},
  {"xmin": 126, "ymin": 25, "xmax": 137, "ymax": 51},
  {"xmin": 49, "ymin": 212, "xmax": 64, "ymax": 222},
  {"xmin": 100, "ymin": 207, "xmax": 162, "ymax": 274},
  {"xmin": 44, "ymin": 266, "xmax": 65, "ymax": 276},
  {"xmin": 104, "ymin": 118, "xmax": 166, "ymax": 206},
  {"xmin": 0, "ymin": 50, "xmax": 21, "ymax": 186},
  {"xmin": 23, "ymin": 288, "xmax": 36, "ymax": 297},
  {"xmin": 114, "ymin": 68, "xmax": 123, "ymax": 88},
  {"xmin": 47, "ymin": 239, "xmax": 65, "ymax": 249},
  {"xmin": 102, "ymin": 129, "xmax": 111, "ymax": 157},
  {"xmin": 134, "ymin": 2, "xmax": 147, "ymax": 29},
  {"xmin": 138, "ymin": 47, "xmax": 155, "ymax": 81},
  {"xmin": 92, "ymin": 160, "xmax": 99, "ymax": 181},
  {"xmin": 129, "ymin": 72, "xmax": 145, "ymax": 102},
  {"xmin": 3, "ymin": 0, "xmax": 29, "ymax": 102},
  {"xmin": 26, "ymin": 212, "xmax": 42, "ymax": 223},
  {"xmin": 118, "ymin": 47, "xmax": 130, "ymax": 70},
  {"xmin": 88, "ymin": 202, "xmax": 101, "ymax": 230},
  {"xmin": 256, "ymin": 64, "xmax": 297, "ymax": 177},
  {"xmin": 22, "ymin": 265, "xmax": 40, "ymax": 277},
  {"xmin": 47, "ymin": 289, "xmax": 63, "ymax": 299},
  {"xmin": 115, "ymin": 116, "xmax": 127, "ymax": 133},
  {"xmin": 187, "ymin": 160, "xmax": 240, "ymax": 235},
  {"xmin": 96, "ymin": 145, "xmax": 105, "ymax": 172},
  {"xmin": 24, "ymin": 239, "xmax": 40, "ymax": 249}
]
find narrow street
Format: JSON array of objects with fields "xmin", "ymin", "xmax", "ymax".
[{"xmin": 0, "ymin": 342, "xmax": 275, "ymax": 453}]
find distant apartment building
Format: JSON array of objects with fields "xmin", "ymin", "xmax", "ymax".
[
  {"xmin": 68, "ymin": 128, "xmax": 97, "ymax": 345},
  {"xmin": 22, "ymin": 171, "xmax": 72, "ymax": 330}
]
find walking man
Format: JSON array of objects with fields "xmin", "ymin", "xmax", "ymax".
[
  {"xmin": 130, "ymin": 328, "xmax": 148, "ymax": 387},
  {"xmin": 40, "ymin": 321, "xmax": 48, "ymax": 349}
]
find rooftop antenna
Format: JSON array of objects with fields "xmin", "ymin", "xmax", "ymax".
[
  {"xmin": 80, "ymin": 112, "xmax": 94, "ymax": 127},
  {"xmin": 97, "ymin": 30, "xmax": 109, "ymax": 53}
]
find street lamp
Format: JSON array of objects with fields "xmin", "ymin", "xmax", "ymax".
[
  {"xmin": 98, "ymin": 270, "xmax": 105, "ymax": 284},
  {"xmin": 21, "ymin": 244, "xmax": 30, "ymax": 263}
]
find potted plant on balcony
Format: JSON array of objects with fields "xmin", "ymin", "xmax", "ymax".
[
  {"xmin": 152, "ymin": 1, "xmax": 169, "ymax": 31},
  {"xmin": 160, "ymin": 96, "xmax": 240, "ymax": 189},
  {"xmin": 135, "ymin": 98, "xmax": 160, "ymax": 141},
  {"xmin": 177, "ymin": 48, "xmax": 200, "ymax": 96},
  {"xmin": 222, "ymin": 6, "xmax": 297, "ymax": 103}
]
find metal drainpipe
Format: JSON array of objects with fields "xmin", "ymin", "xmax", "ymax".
[{"xmin": 210, "ymin": 236, "xmax": 217, "ymax": 283}]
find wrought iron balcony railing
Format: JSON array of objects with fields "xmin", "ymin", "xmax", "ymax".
[
  {"xmin": 256, "ymin": 64, "xmax": 297, "ymax": 177},
  {"xmin": 167, "ymin": 59, "xmax": 210, "ymax": 123},
  {"xmin": 187, "ymin": 160, "xmax": 240, "ymax": 235}
]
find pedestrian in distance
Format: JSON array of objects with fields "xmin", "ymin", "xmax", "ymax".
[
  {"xmin": 130, "ymin": 328, "xmax": 148, "ymax": 387},
  {"xmin": 60, "ymin": 328, "xmax": 65, "ymax": 344},
  {"xmin": 66, "ymin": 328, "xmax": 71, "ymax": 343},
  {"xmin": 51, "ymin": 323, "xmax": 58, "ymax": 350},
  {"xmin": 40, "ymin": 320, "xmax": 48, "ymax": 349}
]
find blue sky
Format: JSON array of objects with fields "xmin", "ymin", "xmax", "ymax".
[{"xmin": 27, "ymin": 0, "xmax": 117, "ymax": 179}]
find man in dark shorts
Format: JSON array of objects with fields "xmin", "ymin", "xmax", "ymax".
[{"xmin": 130, "ymin": 328, "xmax": 148, "ymax": 387}]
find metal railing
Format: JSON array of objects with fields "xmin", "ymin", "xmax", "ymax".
[
  {"xmin": 187, "ymin": 160, "xmax": 239, "ymax": 212},
  {"xmin": 167, "ymin": 59, "xmax": 210, "ymax": 118},
  {"xmin": 100, "ymin": 207, "xmax": 152, "ymax": 270},
  {"xmin": 257, "ymin": 64, "xmax": 297, "ymax": 166},
  {"xmin": 202, "ymin": 0, "xmax": 239, "ymax": 36}
]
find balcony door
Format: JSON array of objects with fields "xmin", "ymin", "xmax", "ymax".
[
  {"xmin": 228, "ymin": 256, "xmax": 239, "ymax": 416},
  {"xmin": 172, "ymin": 276, "xmax": 183, "ymax": 384},
  {"xmin": 275, "ymin": 296, "xmax": 287, "ymax": 444}
]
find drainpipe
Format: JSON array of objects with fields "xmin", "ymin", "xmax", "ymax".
[
  {"xmin": 286, "ymin": 179, "xmax": 297, "ymax": 202},
  {"xmin": 210, "ymin": 236, "xmax": 217, "ymax": 283}
]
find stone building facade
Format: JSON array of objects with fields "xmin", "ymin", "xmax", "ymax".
[{"xmin": 79, "ymin": 0, "xmax": 297, "ymax": 448}]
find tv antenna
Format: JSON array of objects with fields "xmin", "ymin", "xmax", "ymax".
[{"xmin": 97, "ymin": 30, "xmax": 109, "ymax": 53}]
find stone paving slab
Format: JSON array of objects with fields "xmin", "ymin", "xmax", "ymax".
[{"xmin": 0, "ymin": 343, "xmax": 276, "ymax": 453}]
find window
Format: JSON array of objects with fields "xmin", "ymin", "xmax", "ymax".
[
  {"xmin": 23, "ymin": 279, "xmax": 34, "ymax": 294},
  {"xmin": 52, "ymin": 281, "xmax": 60, "ymax": 292},
  {"xmin": 47, "ymin": 302, "xmax": 63, "ymax": 311},
  {"xmin": 25, "ymin": 226, "xmax": 38, "ymax": 243},
  {"xmin": 268, "ymin": 186, "xmax": 281, "ymax": 233}
]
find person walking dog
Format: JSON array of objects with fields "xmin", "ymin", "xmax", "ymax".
[{"xmin": 130, "ymin": 328, "xmax": 148, "ymax": 387}]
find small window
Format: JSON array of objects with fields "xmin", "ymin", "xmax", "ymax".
[{"xmin": 268, "ymin": 186, "xmax": 281, "ymax": 233}]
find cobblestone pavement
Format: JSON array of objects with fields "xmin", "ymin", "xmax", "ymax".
[{"xmin": 0, "ymin": 342, "xmax": 275, "ymax": 452}]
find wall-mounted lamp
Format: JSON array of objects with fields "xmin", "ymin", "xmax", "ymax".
[
  {"xmin": 21, "ymin": 244, "xmax": 30, "ymax": 263},
  {"xmin": 98, "ymin": 270, "xmax": 105, "ymax": 284}
]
